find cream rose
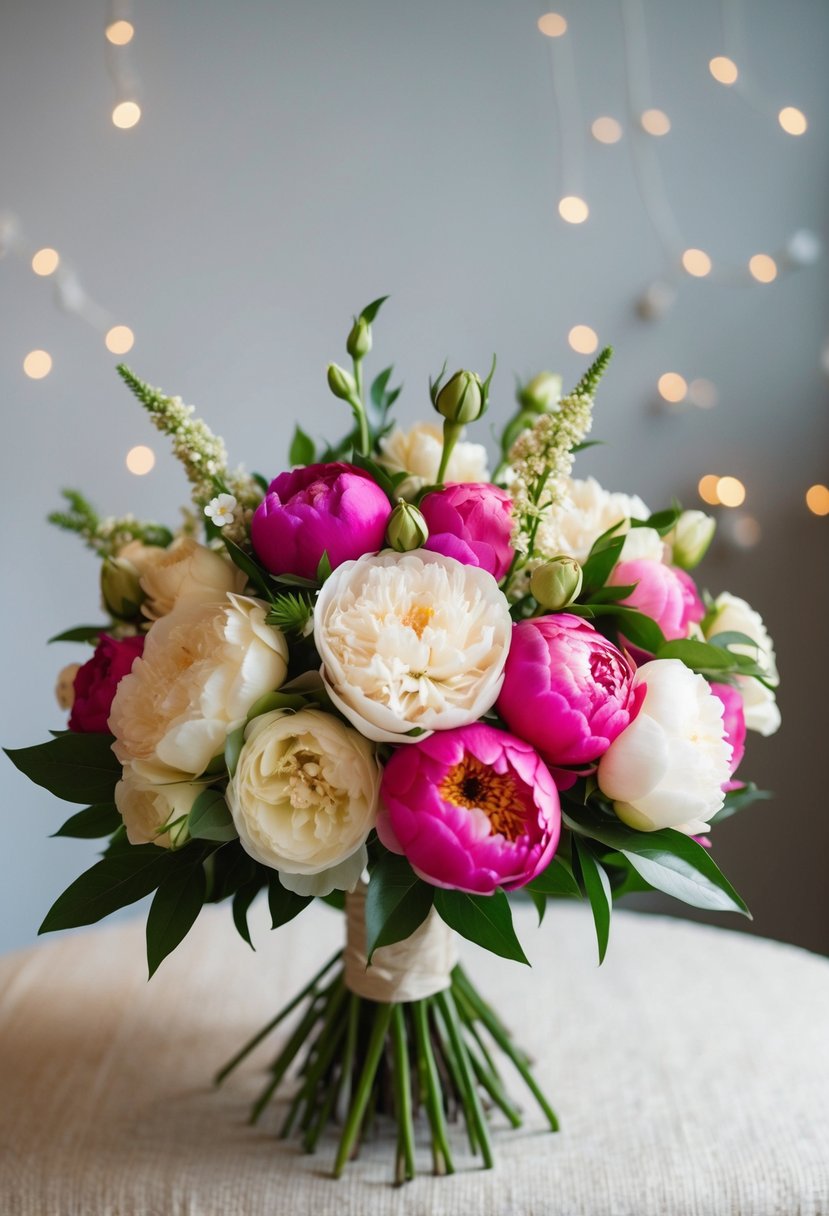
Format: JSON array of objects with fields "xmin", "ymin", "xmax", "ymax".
[
  {"xmin": 314, "ymin": 549, "xmax": 512, "ymax": 743},
  {"xmin": 109, "ymin": 593, "xmax": 289, "ymax": 780},
  {"xmin": 704, "ymin": 592, "xmax": 780, "ymax": 736},
  {"xmin": 378, "ymin": 422, "xmax": 489, "ymax": 498},
  {"xmin": 114, "ymin": 765, "xmax": 200, "ymax": 848},
  {"xmin": 137, "ymin": 536, "xmax": 247, "ymax": 620},
  {"xmin": 227, "ymin": 708, "xmax": 380, "ymax": 897},
  {"xmin": 534, "ymin": 476, "xmax": 660, "ymax": 564},
  {"xmin": 597, "ymin": 659, "xmax": 731, "ymax": 835}
]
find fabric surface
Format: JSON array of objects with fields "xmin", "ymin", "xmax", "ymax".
[{"xmin": 1, "ymin": 901, "xmax": 828, "ymax": 1216}]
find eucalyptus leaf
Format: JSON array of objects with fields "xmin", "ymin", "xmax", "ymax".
[
  {"xmin": 365, "ymin": 853, "xmax": 434, "ymax": 961},
  {"xmin": 433, "ymin": 888, "xmax": 529, "ymax": 965},
  {"xmin": 6, "ymin": 732, "xmax": 121, "ymax": 805}
]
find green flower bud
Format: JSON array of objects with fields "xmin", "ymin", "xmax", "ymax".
[
  {"xmin": 434, "ymin": 369, "xmax": 484, "ymax": 424},
  {"xmin": 386, "ymin": 500, "xmax": 429, "ymax": 552},
  {"xmin": 517, "ymin": 371, "xmax": 562, "ymax": 415},
  {"xmin": 101, "ymin": 556, "xmax": 144, "ymax": 619},
  {"xmin": 530, "ymin": 556, "xmax": 583, "ymax": 611},
  {"xmin": 327, "ymin": 362, "xmax": 358, "ymax": 401},
  {"xmin": 346, "ymin": 316, "xmax": 372, "ymax": 360},
  {"xmin": 670, "ymin": 510, "xmax": 716, "ymax": 570}
]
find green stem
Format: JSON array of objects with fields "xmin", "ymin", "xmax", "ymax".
[
  {"xmin": 431, "ymin": 1000, "xmax": 477, "ymax": 1154},
  {"xmin": 248, "ymin": 993, "xmax": 330, "ymax": 1125},
  {"xmin": 436, "ymin": 989, "xmax": 494, "ymax": 1169},
  {"xmin": 350, "ymin": 360, "xmax": 370, "ymax": 456},
  {"xmin": 435, "ymin": 421, "xmax": 463, "ymax": 486},
  {"xmin": 333, "ymin": 1002, "xmax": 394, "ymax": 1177},
  {"xmin": 391, "ymin": 1006, "xmax": 416, "ymax": 1184},
  {"xmin": 412, "ymin": 999, "xmax": 455, "ymax": 1175},
  {"xmin": 280, "ymin": 979, "xmax": 347, "ymax": 1138}
]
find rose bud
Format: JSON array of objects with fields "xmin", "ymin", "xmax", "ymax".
[
  {"xmin": 517, "ymin": 371, "xmax": 562, "ymax": 415},
  {"xmin": 101, "ymin": 555, "xmax": 145, "ymax": 619},
  {"xmin": 327, "ymin": 362, "xmax": 359, "ymax": 402},
  {"xmin": 530, "ymin": 556, "xmax": 583, "ymax": 610},
  {"xmin": 669, "ymin": 510, "xmax": 716, "ymax": 570},
  {"xmin": 346, "ymin": 316, "xmax": 372, "ymax": 359},
  {"xmin": 251, "ymin": 462, "xmax": 392, "ymax": 581},
  {"xmin": 434, "ymin": 370, "xmax": 484, "ymax": 424},
  {"xmin": 420, "ymin": 483, "xmax": 514, "ymax": 581},
  {"xmin": 386, "ymin": 500, "xmax": 429, "ymax": 552}
]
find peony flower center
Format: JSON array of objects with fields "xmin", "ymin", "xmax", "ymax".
[
  {"xmin": 275, "ymin": 744, "xmax": 342, "ymax": 820},
  {"xmin": 401, "ymin": 603, "xmax": 435, "ymax": 639},
  {"xmin": 440, "ymin": 756, "xmax": 527, "ymax": 842},
  {"xmin": 590, "ymin": 651, "xmax": 622, "ymax": 694}
]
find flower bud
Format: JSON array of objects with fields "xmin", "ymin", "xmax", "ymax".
[
  {"xmin": 101, "ymin": 556, "xmax": 144, "ymax": 619},
  {"xmin": 434, "ymin": 370, "xmax": 484, "ymax": 424},
  {"xmin": 55, "ymin": 663, "xmax": 81, "ymax": 711},
  {"xmin": 386, "ymin": 500, "xmax": 429, "ymax": 552},
  {"xmin": 530, "ymin": 556, "xmax": 583, "ymax": 610},
  {"xmin": 346, "ymin": 316, "xmax": 372, "ymax": 359},
  {"xmin": 670, "ymin": 510, "xmax": 716, "ymax": 570},
  {"xmin": 327, "ymin": 362, "xmax": 358, "ymax": 401},
  {"xmin": 518, "ymin": 371, "xmax": 562, "ymax": 415}
]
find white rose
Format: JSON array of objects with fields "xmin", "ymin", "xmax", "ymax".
[
  {"xmin": 314, "ymin": 549, "xmax": 512, "ymax": 744},
  {"xmin": 597, "ymin": 659, "xmax": 731, "ymax": 835},
  {"xmin": 378, "ymin": 422, "xmax": 489, "ymax": 498},
  {"xmin": 114, "ymin": 765, "xmax": 200, "ymax": 848},
  {"xmin": 137, "ymin": 535, "xmax": 247, "ymax": 620},
  {"xmin": 704, "ymin": 592, "xmax": 780, "ymax": 736},
  {"xmin": 534, "ymin": 476, "xmax": 660, "ymax": 564},
  {"xmin": 109, "ymin": 593, "xmax": 289, "ymax": 780},
  {"xmin": 227, "ymin": 708, "xmax": 380, "ymax": 897}
]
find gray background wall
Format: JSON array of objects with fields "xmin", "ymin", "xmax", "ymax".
[{"xmin": 1, "ymin": 0, "xmax": 826, "ymax": 956}]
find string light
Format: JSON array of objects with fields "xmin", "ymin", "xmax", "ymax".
[
  {"xmin": 568, "ymin": 325, "xmax": 598, "ymax": 354},
  {"xmin": 126, "ymin": 445, "xmax": 155, "ymax": 475},
  {"xmin": 537, "ymin": 12, "xmax": 567, "ymax": 37},
  {"xmin": 112, "ymin": 100, "xmax": 141, "ymax": 129},
  {"xmin": 105, "ymin": 19, "xmax": 134, "ymax": 45},
  {"xmin": 105, "ymin": 325, "xmax": 135, "ymax": 354},
  {"xmin": 591, "ymin": 116, "xmax": 623, "ymax": 144},
  {"xmin": 778, "ymin": 106, "xmax": 807, "ymax": 136},
  {"xmin": 681, "ymin": 248, "xmax": 712, "ymax": 277},
  {"xmin": 558, "ymin": 195, "xmax": 589, "ymax": 223},
  {"xmin": 805, "ymin": 484, "xmax": 829, "ymax": 516},
  {"xmin": 31, "ymin": 247, "xmax": 60, "ymax": 276},
  {"xmin": 23, "ymin": 350, "xmax": 53, "ymax": 379},
  {"xmin": 748, "ymin": 253, "xmax": 777, "ymax": 283},
  {"xmin": 688, "ymin": 378, "xmax": 718, "ymax": 409},
  {"xmin": 716, "ymin": 475, "xmax": 745, "ymax": 507},
  {"xmin": 709, "ymin": 56, "xmax": 738, "ymax": 85},
  {"xmin": 657, "ymin": 372, "xmax": 687, "ymax": 403},
  {"xmin": 698, "ymin": 475, "xmax": 721, "ymax": 505},
  {"xmin": 640, "ymin": 108, "xmax": 671, "ymax": 136}
]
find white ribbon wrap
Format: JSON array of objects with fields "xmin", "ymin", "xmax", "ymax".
[{"xmin": 344, "ymin": 884, "xmax": 457, "ymax": 1003}]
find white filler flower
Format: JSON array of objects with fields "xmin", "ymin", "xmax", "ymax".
[
  {"xmin": 314, "ymin": 550, "xmax": 512, "ymax": 744},
  {"xmin": 597, "ymin": 658, "xmax": 731, "ymax": 835},
  {"xmin": 204, "ymin": 492, "xmax": 238, "ymax": 528},
  {"xmin": 228, "ymin": 708, "xmax": 380, "ymax": 897},
  {"xmin": 705, "ymin": 592, "xmax": 780, "ymax": 736}
]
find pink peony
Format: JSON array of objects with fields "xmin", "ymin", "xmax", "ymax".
[
  {"xmin": 497, "ymin": 614, "xmax": 640, "ymax": 768},
  {"xmin": 608, "ymin": 559, "xmax": 704, "ymax": 643},
  {"xmin": 710, "ymin": 681, "xmax": 747, "ymax": 785},
  {"xmin": 378, "ymin": 724, "xmax": 560, "ymax": 894},
  {"xmin": 250, "ymin": 462, "xmax": 391, "ymax": 581},
  {"xmin": 69, "ymin": 634, "xmax": 145, "ymax": 734},
  {"xmin": 420, "ymin": 483, "xmax": 514, "ymax": 581}
]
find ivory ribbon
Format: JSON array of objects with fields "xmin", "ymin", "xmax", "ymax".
[{"xmin": 344, "ymin": 884, "xmax": 457, "ymax": 1003}]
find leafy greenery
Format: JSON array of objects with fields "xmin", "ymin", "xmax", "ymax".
[
  {"xmin": 266, "ymin": 592, "xmax": 313, "ymax": 635},
  {"xmin": 187, "ymin": 789, "xmax": 237, "ymax": 842},
  {"xmin": 433, "ymin": 888, "xmax": 529, "ymax": 965},
  {"xmin": 146, "ymin": 855, "xmax": 207, "ymax": 976},
  {"xmin": 572, "ymin": 836, "xmax": 612, "ymax": 964},
  {"xmin": 6, "ymin": 733, "xmax": 122, "ymax": 805},
  {"xmin": 267, "ymin": 874, "xmax": 312, "ymax": 929},
  {"xmin": 40, "ymin": 844, "xmax": 177, "ymax": 933},
  {"xmin": 289, "ymin": 425, "xmax": 316, "ymax": 466},
  {"xmin": 365, "ymin": 853, "xmax": 434, "ymax": 961},
  {"xmin": 52, "ymin": 803, "xmax": 122, "ymax": 839}
]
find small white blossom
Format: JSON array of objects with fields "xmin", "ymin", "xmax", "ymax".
[{"xmin": 204, "ymin": 493, "xmax": 238, "ymax": 528}]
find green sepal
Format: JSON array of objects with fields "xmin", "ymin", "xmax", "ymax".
[
  {"xmin": 365, "ymin": 853, "xmax": 434, "ymax": 962},
  {"xmin": 315, "ymin": 551, "xmax": 333, "ymax": 583},
  {"xmin": 52, "ymin": 803, "xmax": 122, "ymax": 839},
  {"xmin": 225, "ymin": 725, "xmax": 246, "ymax": 778},
  {"xmin": 246, "ymin": 691, "xmax": 309, "ymax": 722},
  {"xmin": 6, "ymin": 732, "xmax": 121, "ymax": 805},
  {"xmin": 433, "ymin": 888, "xmax": 529, "ymax": 965}
]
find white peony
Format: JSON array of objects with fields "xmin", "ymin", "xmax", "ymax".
[
  {"xmin": 227, "ymin": 708, "xmax": 380, "ymax": 897},
  {"xmin": 314, "ymin": 550, "xmax": 512, "ymax": 744},
  {"xmin": 597, "ymin": 659, "xmax": 731, "ymax": 835},
  {"xmin": 114, "ymin": 765, "xmax": 200, "ymax": 848},
  {"xmin": 534, "ymin": 476, "xmax": 661, "ymax": 565},
  {"xmin": 704, "ymin": 592, "xmax": 780, "ymax": 736},
  {"xmin": 109, "ymin": 593, "xmax": 289, "ymax": 781},
  {"xmin": 378, "ymin": 422, "xmax": 489, "ymax": 498},
  {"xmin": 136, "ymin": 535, "xmax": 247, "ymax": 620}
]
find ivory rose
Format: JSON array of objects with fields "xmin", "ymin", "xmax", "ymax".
[
  {"xmin": 137, "ymin": 535, "xmax": 247, "ymax": 620},
  {"xmin": 227, "ymin": 708, "xmax": 380, "ymax": 896},
  {"xmin": 109, "ymin": 594, "xmax": 288, "ymax": 780},
  {"xmin": 114, "ymin": 766, "xmax": 200, "ymax": 848},
  {"xmin": 314, "ymin": 550, "xmax": 512, "ymax": 744},
  {"xmin": 378, "ymin": 422, "xmax": 489, "ymax": 497}
]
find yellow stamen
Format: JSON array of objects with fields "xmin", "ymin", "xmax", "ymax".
[
  {"xmin": 440, "ymin": 756, "xmax": 528, "ymax": 842},
  {"xmin": 401, "ymin": 603, "xmax": 434, "ymax": 639}
]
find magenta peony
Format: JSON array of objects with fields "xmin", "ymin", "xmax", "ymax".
[
  {"xmin": 378, "ymin": 723, "xmax": 560, "ymax": 894},
  {"xmin": 497, "ymin": 614, "xmax": 639, "ymax": 768},
  {"xmin": 420, "ymin": 482, "xmax": 515, "ymax": 581},
  {"xmin": 608, "ymin": 558, "xmax": 704, "ymax": 643},
  {"xmin": 68, "ymin": 634, "xmax": 145, "ymax": 734},
  {"xmin": 250, "ymin": 462, "xmax": 391, "ymax": 580},
  {"xmin": 710, "ymin": 681, "xmax": 747, "ymax": 785}
]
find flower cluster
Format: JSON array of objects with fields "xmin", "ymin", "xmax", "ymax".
[{"xmin": 12, "ymin": 299, "xmax": 777, "ymax": 982}]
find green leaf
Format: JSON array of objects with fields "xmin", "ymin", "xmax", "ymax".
[
  {"xmin": 564, "ymin": 808, "xmax": 750, "ymax": 917},
  {"xmin": 527, "ymin": 856, "xmax": 581, "ymax": 899},
  {"xmin": 630, "ymin": 505, "xmax": 681, "ymax": 536},
  {"xmin": 528, "ymin": 888, "xmax": 547, "ymax": 924},
  {"xmin": 289, "ymin": 424, "xmax": 316, "ymax": 466},
  {"xmin": 573, "ymin": 837, "xmax": 612, "ymax": 964},
  {"xmin": 709, "ymin": 782, "xmax": 773, "ymax": 825},
  {"xmin": 146, "ymin": 858, "xmax": 206, "ymax": 977},
  {"xmin": 360, "ymin": 295, "xmax": 389, "ymax": 324},
  {"xmin": 188, "ymin": 789, "xmax": 237, "ymax": 842},
  {"xmin": 581, "ymin": 534, "xmax": 625, "ymax": 593},
  {"xmin": 225, "ymin": 725, "xmax": 245, "ymax": 778},
  {"xmin": 223, "ymin": 538, "xmax": 275, "ymax": 600},
  {"xmin": 267, "ymin": 874, "xmax": 312, "ymax": 929},
  {"xmin": 246, "ymin": 690, "xmax": 308, "ymax": 722},
  {"xmin": 52, "ymin": 803, "xmax": 121, "ymax": 839},
  {"xmin": 40, "ymin": 846, "xmax": 174, "ymax": 933},
  {"xmin": 577, "ymin": 603, "xmax": 666, "ymax": 654},
  {"xmin": 583, "ymin": 583, "xmax": 638, "ymax": 605},
  {"xmin": 48, "ymin": 625, "xmax": 108, "ymax": 644},
  {"xmin": 370, "ymin": 365, "xmax": 393, "ymax": 409},
  {"xmin": 365, "ymin": 853, "xmax": 434, "ymax": 961},
  {"xmin": 433, "ymin": 888, "xmax": 529, "ymax": 965},
  {"xmin": 706, "ymin": 631, "xmax": 759, "ymax": 653},
  {"xmin": 232, "ymin": 883, "xmax": 261, "ymax": 948},
  {"xmin": 265, "ymin": 592, "xmax": 313, "ymax": 636},
  {"xmin": 656, "ymin": 637, "xmax": 766, "ymax": 678},
  {"xmin": 6, "ymin": 733, "xmax": 121, "ymax": 805}
]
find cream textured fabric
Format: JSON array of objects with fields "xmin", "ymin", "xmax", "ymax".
[{"xmin": 1, "ymin": 903, "xmax": 828, "ymax": 1215}]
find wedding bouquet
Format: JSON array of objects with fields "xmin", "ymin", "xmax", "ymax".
[{"xmin": 7, "ymin": 299, "xmax": 778, "ymax": 1183}]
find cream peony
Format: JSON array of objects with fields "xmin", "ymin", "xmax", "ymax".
[
  {"xmin": 314, "ymin": 550, "xmax": 512, "ymax": 744},
  {"xmin": 534, "ymin": 476, "xmax": 660, "ymax": 564},
  {"xmin": 137, "ymin": 535, "xmax": 247, "ymax": 620},
  {"xmin": 109, "ymin": 593, "xmax": 289, "ymax": 780},
  {"xmin": 704, "ymin": 592, "xmax": 780, "ymax": 736},
  {"xmin": 227, "ymin": 708, "xmax": 380, "ymax": 896},
  {"xmin": 378, "ymin": 422, "xmax": 489, "ymax": 498},
  {"xmin": 597, "ymin": 659, "xmax": 731, "ymax": 835},
  {"xmin": 114, "ymin": 765, "xmax": 200, "ymax": 848}
]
